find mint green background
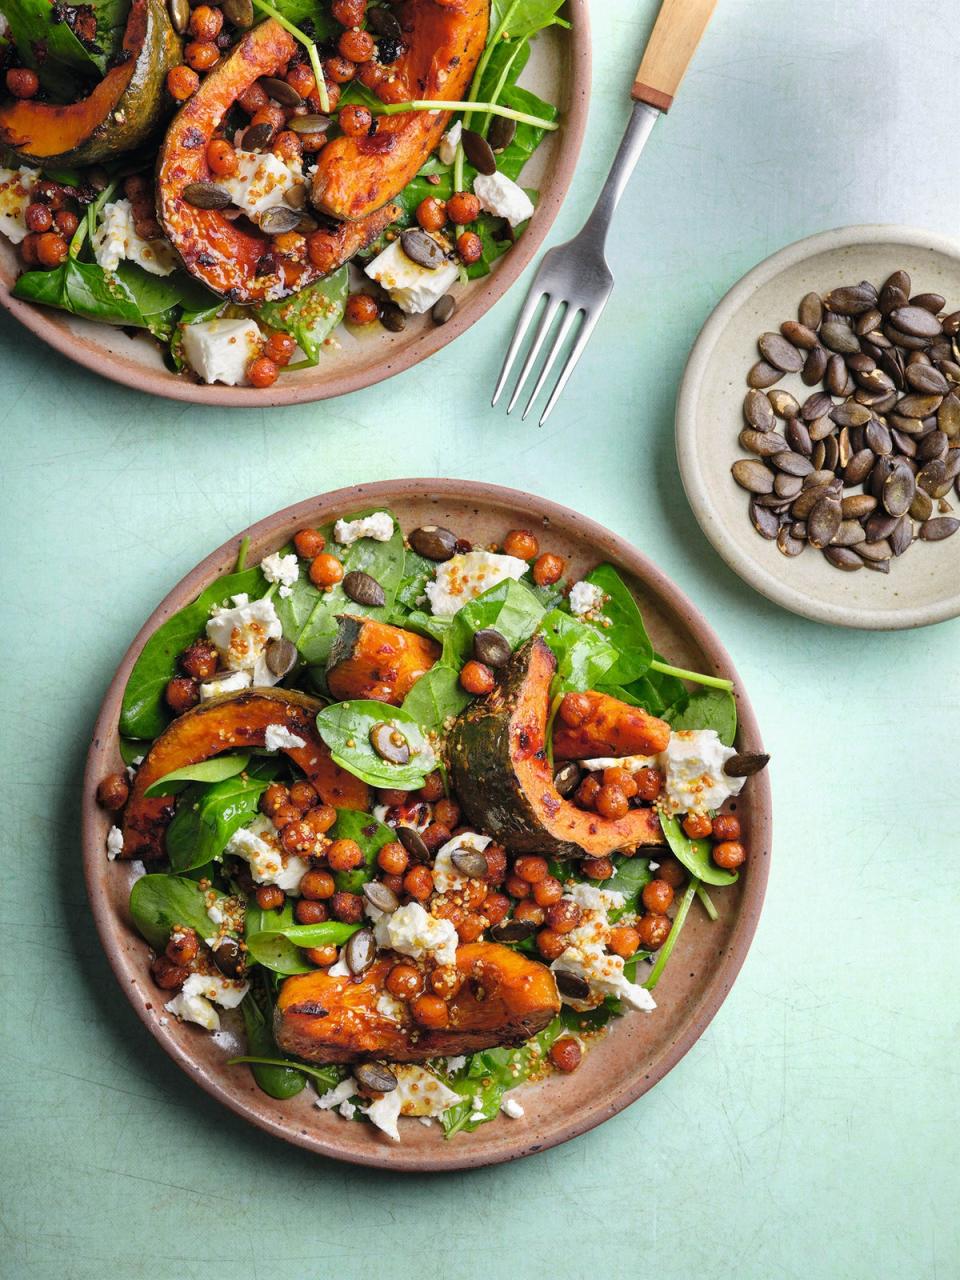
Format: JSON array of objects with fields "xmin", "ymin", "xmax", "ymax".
[{"xmin": 2, "ymin": 3, "xmax": 958, "ymax": 1277}]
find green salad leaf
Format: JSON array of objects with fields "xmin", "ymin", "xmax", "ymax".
[
  {"xmin": 144, "ymin": 753, "xmax": 251, "ymax": 798},
  {"xmin": 256, "ymin": 269, "xmax": 348, "ymax": 366},
  {"xmin": 583, "ymin": 564, "xmax": 654, "ymax": 684},
  {"xmin": 401, "ymin": 665, "xmax": 472, "ymax": 736},
  {"xmin": 660, "ymin": 814, "xmax": 738, "ymax": 887},
  {"xmin": 600, "ymin": 855, "xmax": 653, "ymax": 918},
  {"xmin": 441, "ymin": 577, "xmax": 545, "ymax": 668},
  {"xmin": 666, "ymin": 687, "xmax": 738, "ymax": 746},
  {"xmin": 1, "ymin": 0, "xmax": 102, "ymax": 96},
  {"xmin": 165, "ymin": 762, "xmax": 279, "ymax": 873},
  {"xmin": 540, "ymin": 608, "xmax": 618, "ymax": 693},
  {"xmin": 327, "ymin": 809, "xmax": 395, "ymax": 894},
  {"xmin": 315, "ymin": 701, "xmax": 436, "ymax": 789},
  {"xmin": 129, "ymin": 874, "xmax": 232, "ymax": 951},
  {"xmin": 244, "ymin": 902, "xmax": 314, "ymax": 974},
  {"xmin": 238, "ymin": 979, "xmax": 307, "ymax": 1098}
]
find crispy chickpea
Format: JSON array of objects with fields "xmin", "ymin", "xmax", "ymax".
[
  {"xmin": 338, "ymin": 28, "xmax": 375, "ymax": 61},
  {"xmin": 430, "ymin": 965, "xmax": 464, "ymax": 999},
  {"xmin": 411, "ymin": 993, "xmax": 449, "ymax": 1029},
  {"xmin": 167, "ymin": 64, "xmax": 200, "ymax": 99},
  {"xmin": 357, "ymin": 60, "xmax": 388, "ymax": 91},
  {"xmin": 185, "ymin": 39, "xmax": 219, "ymax": 71},
  {"xmin": 295, "ymin": 899, "xmax": 329, "ymax": 925},
  {"xmin": 712, "ymin": 814, "xmax": 742, "ymax": 842},
  {"xmin": 580, "ymin": 856, "xmax": 614, "ymax": 880},
  {"xmin": 656, "ymin": 856, "xmax": 686, "ymax": 889},
  {"xmin": 339, "ymin": 103, "xmax": 373, "ymax": 136},
  {"xmin": 256, "ymin": 884, "xmax": 285, "ymax": 911},
  {"xmin": 305, "ymin": 944, "xmax": 338, "ymax": 966},
  {"xmin": 504, "ymin": 873, "xmax": 531, "ymax": 900},
  {"xmin": 608, "ymin": 924, "xmax": 641, "ymax": 959},
  {"xmin": 345, "ymin": 292, "xmax": 380, "ymax": 325},
  {"xmin": 288, "ymin": 781, "xmax": 318, "ymax": 811},
  {"xmin": 281, "ymin": 820, "xmax": 315, "ymax": 854},
  {"xmin": 326, "ymin": 838, "xmax": 364, "ymax": 871},
  {"xmin": 96, "ymin": 772, "xmax": 129, "ymax": 811},
  {"xmin": 165, "ymin": 675, "xmax": 199, "ymax": 714},
  {"xmin": 447, "ymin": 191, "xmax": 481, "ymax": 224},
  {"xmin": 300, "ymin": 868, "xmax": 336, "ymax": 900},
  {"xmin": 6, "ymin": 67, "xmax": 39, "ymax": 98},
  {"xmin": 482, "ymin": 844, "xmax": 507, "ymax": 884},
  {"xmin": 682, "ymin": 812, "xmax": 713, "ymax": 840},
  {"xmin": 457, "ymin": 231, "xmax": 483, "ymax": 266},
  {"xmin": 386, "ymin": 962, "xmax": 422, "ymax": 998},
  {"xmin": 248, "ymin": 356, "xmax": 279, "ymax": 388},
  {"xmin": 166, "ymin": 928, "xmax": 199, "ymax": 966},
  {"xmin": 456, "ymin": 912, "xmax": 486, "ymax": 942},
  {"xmin": 421, "ymin": 822, "xmax": 451, "ymax": 853},
  {"xmin": 331, "ymin": 0, "xmax": 365, "ymax": 23},
  {"xmin": 20, "ymin": 233, "xmax": 40, "ymax": 266},
  {"xmin": 264, "ymin": 331, "xmax": 297, "ymax": 367},
  {"xmin": 238, "ymin": 81, "xmax": 269, "ymax": 114},
  {"xmin": 633, "ymin": 767, "xmax": 663, "ymax": 802},
  {"xmin": 377, "ymin": 788, "xmax": 409, "ymax": 807},
  {"xmin": 324, "ymin": 54, "xmax": 356, "ymax": 83},
  {"xmin": 377, "ymin": 841, "xmax": 409, "ymax": 876},
  {"xmin": 382, "ymin": 872, "xmax": 404, "ymax": 895},
  {"xmin": 595, "ymin": 783, "xmax": 629, "ymax": 820},
  {"xmin": 272, "ymin": 802, "xmax": 302, "ymax": 830},
  {"xmin": 331, "ymin": 891, "xmax": 364, "ymax": 923},
  {"xmin": 309, "ymin": 552, "xmax": 344, "ymax": 588},
  {"xmin": 419, "ymin": 771, "xmax": 445, "ymax": 802},
  {"xmin": 545, "ymin": 899, "xmax": 583, "ymax": 935},
  {"xmin": 204, "ymin": 137, "xmax": 238, "ymax": 179},
  {"xmin": 532, "ymin": 875, "xmax": 563, "ymax": 907},
  {"xmin": 536, "ymin": 927, "xmax": 567, "ymax": 961},
  {"xmin": 25, "ymin": 202, "xmax": 53, "ymax": 233},
  {"xmin": 637, "ymin": 912, "xmax": 671, "ymax": 949},
  {"xmin": 603, "ymin": 766, "xmax": 638, "ymax": 799},
  {"xmin": 642, "ymin": 879, "xmax": 675, "ymax": 914},
  {"xmin": 285, "ymin": 61, "xmax": 316, "ymax": 98},
  {"xmin": 533, "ymin": 552, "xmax": 564, "ymax": 586},
  {"xmin": 460, "ymin": 877, "xmax": 488, "ymax": 910},
  {"xmin": 53, "ymin": 209, "xmax": 79, "ymax": 238},
  {"xmin": 482, "ymin": 891, "xmax": 510, "ymax": 925},
  {"xmin": 416, "ymin": 196, "xmax": 447, "ymax": 232},
  {"xmin": 251, "ymin": 102, "xmax": 286, "ymax": 134},
  {"xmin": 549, "ymin": 1036, "xmax": 582, "ymax": 1073},
  {"xmin": 514, "ymin": 855, "xmax": 549, "ymax": 884},
  {"xmin": 431, "ymin": 798, "xmax": 460, "ymax": 830},
  {"xmin": 513, "ymin": 899, "xmax": 545, "ymax": 927},
  {"xmin": 33, "ymin": 179, "xmax": 67, "ymax": 209},
  {"xmin": 403, "ymin": 864, "xmax": 434, "ymax": 901},
  {"xmin": 460, "ymin": 660, "xmax": 495, "ymax": 695},
  {"xmin": 36, "ymin": 232, "xmax": 68, "ymax": 268},
  {"xmin": 151, "ymin": 954, "xmax": 189, "ymax": 990},
  {"xmin": 271, "ymin": 130, "xmax": 303, "ymax": 165},
  {"xmin": 502, "ymin": 529, "xmax": 539, "ymax": 560},
  {"xmin": 260, "ymin": 783, "xmax": 290, "ymax": 817},
  {"xmin": 189, "ymin": 5, "xmax": 223, "ymax": 39},
  {"xmin": 575, "ymin": 775, "xmax": 601, "ymax": 810},
  {"xmin": 713, "ymin": 840, "xmax": 747, "ymax": 869},
  {"xmin": 293, "ymin": 527, "xmax": 325, "ymax": 558},
  {"xmin": 180, "ymin": 638, "xmax": 219, "ymax": 679},
  {"xmin": 559, "ymin": 691, "xmax": 591, "ymax": 727}
]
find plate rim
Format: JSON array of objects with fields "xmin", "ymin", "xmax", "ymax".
[
  {"xmin": 82, "ymin": 477, "xmax": 772, "ymax": 1171},
  {"xmin": 0, "ymin": 3, "xmax": 591, "ymax": 408},
  {"xmin": 676, "ymin": 222, "xmax": 960, "ymax": 631}
]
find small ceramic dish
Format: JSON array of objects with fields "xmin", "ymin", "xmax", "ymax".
[
  {"xmin": 82, "ymin": 479, "xmax": 771, "ymax": 1171},
  {"xmin": 676, "ymin": 225, "xmax": 960, "ymax": 630}
]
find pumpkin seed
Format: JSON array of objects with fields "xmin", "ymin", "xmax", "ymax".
[
  {"xmin": 744, "ymin": 388, "xmax": 775, "ymax": 430},
  {"xmin": 400, "ymin": 227, "xmax": 446, "ymax": 269},
  {"xmin": 773, "ymin": 473, "xmax": 802, "ymax": 499},
  {"xmin": 919, "ymin": 516, "xmax": 959, "ymax": 541},
  {"xmin": 363, "ymin": 880, "xmax": 399, "ymax": 914},
  {"xmin": 798, "ymin": 292, "xmax": 823, "ymax": 329},
  {"xmin": 242, "ymin": 121, "xmax": 274, "ymax": 151},
  {"xmin": 776, "ymin": 524, "xmax": 805, "ymax": 557},
  {"xmin": 826, "ymin": 354, "xmax": 849, "ymax": 396},
  {"xmin": 289, "ymin": 113, "xmax": 332, "ymax": 135},
  {"xmin": 864, "ymin": 420, "xmax": 892, "ymax": 455},
  {"xmin": 769, "ymin": 390, "xmax": 800, "ymax": 419},
  {"xmin": 896, "ymin": 393, "xmax": 943, "ymax": 419},
  {"xmin": 772, "ymin": 450, "xmax": 813, "ymax": 477},
  {"xmin": 865, "ymin": 510, "xmax": 900, "ymax": 541},
  {"xmin": 723, "ymin": 751, "xmax": 770, "ymax": 778},
  {"xmin": 801, "ymin": 392, "xmax": 833, "ymax": 421},
  {"xmin": 409, "ymin": 525, "xmax": 457, "ymax": 561},
  {"xmin": 491, "ymin": 920, "xmax": 537, "ymax": 943},
  {"xmin": 889, "ymin": 517, "xmax": 914, "ymax": 556},
  {"xmin": 345, "ymin": 928, "xmax": 377, "ymax": 977},
  {"xmin": 917, "ymin": 430, "xmax": 948, "ymax": 463},
  {"xmin": 758, "ymin": 332, "xmax": 803, "ymax": 372},
  {"xmin": 820, "ymin": 321, "xmax": 860, "ymax": 355},
  {"xmin": 904, "ymin": 363, "xmax": 949, "ymax": 395},
  {"xmin": 731, "ymin": 459, "xmax": 775, "ymax": 494},
  {"xmin": 808, "ymin": 497, "xmax": 842, "ymax": 549},
  {"xmin": 750, "ymin": 500, "xmax": 781, "ymax": 539},
  {"xmin": 283, "ymin": 182, "xmax": 308, "ymax": 209},
  {"xmin": 451, "ymin": 848, "xmax": 489, "ymax": 879},
  {"xmin": 855, "ymin": 308, "xmax": 883, "ymax": 337},
  {"xmin": 265, "ymin": 637, "xmax": 297, "ymax": 678},
  {"xmin": 844, "ymin": 448, "xmax": 875, "ymax": 486},
  {"xmin": 824, "ymin": 282, "xmax": 878, "ymax": 315},
  {"xmin": 808, "ymin": 415, "xmax": 835, "ymax": 442},
  {"xmin": 747, "ymin": 360, "xmax": 782, "ymax": 388},
  {"xmin": 909, "ymin": 489, "xmax": 934, "ymax": 521},
  {"xmin": 855, "ymin": 539, "xmax": 892, "ymax": 563},
  {"xmin": 488, "ymin": 115, "xmax": 517, "ymax": 152},
  {"xmin": 917, "ymin": 459, "xmax": 947, "ymax": 495},
  {"xmin": 785, "ymin": 419, "xmax": 812, "ymax": 456},
  {"xmin": 739, "ymin": 428, "xmax": 788, "ymax": 457},
  {"xmin": 183, "ymin": 182, "xmax": 232, "ymax": 210},
  {"xmin": 804, "ymin": 469, "xmax": 838, "ymax": 489},
  {"xmin": 212, "ymin": 937, "xmax": 245, "ymax": 978},
  {"xmin": 473, "ymin": 627, "xmax": 511, "ymax": 667},
  {"xmin": 343, "ymin": 569, "xmax": 386, "ymax": 607},
  {"xmin": 779, "ymin": 320, "xmax": 819, "ymax": 350},
  {"xmin": 802, "ymin": 345, "xmax": 828, "ymax": 385},
  {"xmin": 822, "ymin": 433, "xmax": 840, "ymax": 471},
  {"xmin": 553, "ymin": 762, "xmax": 582, "ymax": 797},
  {"xmin": 259, "ymin": 204, "xmax": 304, "ymax": 235},
  {"xmin": 890, "ymin": 305, "xmax": 942, "ymax": 338},
  {"xmin": 355, "ymin": 1062, "xmax": 399, "ymax": 1094},
  {"xmin": 555, "ymin": 971, "xmax": 591, "ymax": 1000},
  {"xmin": 261, "ymin": 76, "xmax": 303, "ymax": 107},
  {"xmin": 221, "ymin": 0, "xmax": 253, "ymax": 25},
  {"xmin": 432, "ymin": 294, "xmax": 456, "ymax": 325},
  {"xmin": 396, "ymin": 826, "xmax": 430, "ymax": 863},
  {"xmin": 882, "ymin": 463, "xmax": 916, "ymax": 516},
  {"xmin": 791, "ymin": 484, "xmax": 835, "ymax": 520},
  {"xmin": 367, "ymin": 4, "xmax": 402, "ymax": 36},
  {"xmin": 938, "ymin": 393, "xmax": 960, "ymax": 436},
  {"xmin": 369, "ymin": 722, "xmax": 410, "ymax": 765},
  {"xmin": 832, "ymin": 519, "xmax": 866, "ymax": 547},
  {"xmin": 168, "ymin": 0, "xmax": 189, "ymax": 35},
  {"xmin": 460, "ymin": 128, "xmax": 496, "ymax": 175},
  {"xmin": 823, "ymin": 546, "xmax": 863, "ymax": 571},
  {"xmin": 841, "ymin": 494, "xmax": 877, "ymax": 520},
  {"xmin": 380, "ymin": 302, "xmax": 406, "ymax": 332},
  {"xmin": 831, "ymin": 400, "xmax": 871, "ymax": 428}
]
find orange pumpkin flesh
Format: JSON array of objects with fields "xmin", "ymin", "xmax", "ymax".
[
  {"xmin": 122, "ymin": 689, "xmax": 369, "ymax": 859},
  {"xmin": 553, "ymin": 692, "xmax": 672, "ymax": 760},
  {"xmin": 326, "ymin": 616, "xmax": 441, "ymax": 705}
]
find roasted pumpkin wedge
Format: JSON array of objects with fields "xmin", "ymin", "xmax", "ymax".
[
  {"xmin": 274, "ymin": 942, "xmax": 560, "ymax": 1063},
  {"xmin": 449, "ymin": 636, "xmax": 665, "ymax": 859},
  {"xmin": 553, "ymin": 691, "xmax": 672, "ymax": 760},
  {"xmin": 122, "ymin": 688, "xmax": 369, "ymax": 860},
  {"xmin": 156, "ymin": 19, "xmax": 399, "ymax": 301},
  {"xmin": 0, "ymin": 0, "xmax": 180, "ymax": 168},
  {"xmin": 326, "ymin": 616, "xmax": 440, "ymax": 705},
  {"xmin": 310, "ymin": 0, "xmax": 489, "ymax": 221}
]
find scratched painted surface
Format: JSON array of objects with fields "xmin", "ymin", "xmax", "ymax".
[{"xmin": 1, "ymin": 2, "xmax": 959, "ymax": 1277}]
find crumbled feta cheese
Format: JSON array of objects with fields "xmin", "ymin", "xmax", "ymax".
[
  {"xmin": 260, "ymin": 551, "xmax": 299, "ymax": 596},
  {"xmin": 182, "ymin": 317, "xmax": 264, "ymax": 387},
  {"xmin": 473, "ymin": 171, "xmax": 535, "ymax": 227},
  {"xmin": 431, "ymin": 831, "xmax": 492, "ymax": 893},
  {"xmin": 659, "ymin": 729, "xmax": 746, "ymax": 816},
  {"xmin": 199, "ymin": 669, "xmax": 252, "ymax": 701},
  {"xmin": 315, "ymin": 1076, "xmax": 358, "ymax": 1111},
  {"xmin": 106, "ymin": 825, "xmax": 124, "ymax": 860},
  {"xmin": 327, "ymin": 951, "xmax": 351, "ymax": 977},
  {"xmin": 501, "ymin": 1096, "xmax": 525, "ymax": 1119},
  {"xmin": 550, "ymin": 887, "xmax": 656, "ymax": 1013},
  {"xmin": 181, "ymin": 970, "xmax": 249, "ymax": 1009},
  {"xmin": 362, "ymin": 1065, "xmax": 460, "ymax": 1141},
  {"xmin": 444, "ymin": 1056, "xmax": 467, "ymax": 1074},
  {"xmin": 263, "ymin": 723, "xmax": 307, "ymax": 752},
  {"xmin": 424, "ymin": 550, "xmax": 529, "ymax": 617},
  {"xmin": 206, "ymin": 594, "xmax": 282, "ymax": 671},
  {"xmin": 581, "ymin": 753, "xmax": 659, "ymax": 773},
  {"xmin": 376, "ymin": 992, "xmax": 407, "ymax": 1023},
  {"xmin": 569, "ymin": 580, "xmax": 605, "ymax": 617},
  {"xmin": 438, "ymin": 120, "xmax": 462, "ymax": 165},
  {"xmin": 92, "ymin": 199, "xmax": 177, "ymax": 276},
  {"xmin": 373, "ymin": 800, "xmax": 431, "ymax": 832},
  {"xmin": 166, "ymin": 990, "xmax": 220, "ymax": 1030},
  {"xmin": 365, "ymin": 236, "xmax": 459, "ymax": 314},
  {"xmin": 0, "ymin": 166, "xmax": 36, "ymax": 244},
  {"xmin": 339, "ymin": 1098, "xmax": 357, "ymax": 1120},
  {"xmin": 223, "ymin": 149, "xmax": 302, "ymax": 223},
  {"xmin": 373, "ymin": 902, "xmax": 458, "ymax": 966},
  {"xmin": 469, "ymin": 1111, "xmax": 486, "ymax": 1124},
  {"xmin": 567, "ymin": 882, "xmax": 625, "ymax": 914},
  {"xmin": 333, "ymin": 511, "xmax": 395, "ymax": 545},
  {"xmin": 226, "ymin": 815, "xmax": 309, "ymax": 893}
]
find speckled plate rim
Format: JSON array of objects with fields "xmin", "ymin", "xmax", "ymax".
[
  {"xmin": 0, "ymin": 4, "xmax": 590, "ymax": 408},
  {"xmin": 81, "ymin": 479, "xmax": 771, "ymax": 1171},
  {"xmin": 676, "ymin": 224, "xmax": 960, "ymax": 631}
]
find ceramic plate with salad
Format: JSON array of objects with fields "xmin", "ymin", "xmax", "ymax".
[
  {"xmin": 84, "ymin": 481, "xmax": 771, "ymax": 1169},
  {"xmin": 0, "ymin": 0, "xmax": 587, "ymax": 402}
]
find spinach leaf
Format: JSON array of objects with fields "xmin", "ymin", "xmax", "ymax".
[
  {"xmin": 583, "ymin": 564, "xmax": 654, "ymax": 685},
  {"xmin": 229, "ymin": 1053, "xmax": 342, "ymax": 1093},
  {"xmin": 256, "ymin": 268, "xmax": 348, "ymax": 365},
  {"xmin": 392, "ymin": 548, "xmax": 436, "ymax": 615},
  {"xmin": 13, "ymin": 257, "xmax": 146, "ymax": 327},
  {"xmin": 128, "ymin": 874, "xmax": 231, "ymax": 950},
  {"xmin": 602, "ymin": 659, "xmax": 690, "ymax": 718},
  {"xmin": 315, "ymin": 701, "xmax": 436, "ymax": 789},
  {"xmin": 540, "ymin": 608, "xmax": 618, "ymax": 693},
  {"xmin": 400, "ymin": 665, "xmax": 471, "ymax": 737},
  {"xmin": 239, "ymin": 986, "xmax": 306, "ymax": 1099},
  {"xmin": 666, "ymin": 687, "xmax": 738, "ymax": 746},
  {"xmin": 244, "ymin": 901, "xmax": 314, "ymax": 974},
  {"xmin": 119, "ymin": 737, "xmax": 146, "ymax": 765},
  {"xmin": 600, "ymin": 855, "xmax": 653, "ymax": 916},
  {"xmin": 165, "ymin": 762, "xmax": 278, "ymax": 873},
  {"xmin": 659, "ymin": 814, "xmax": 738, "ymax": 888},
  {"xmin": 1, "ymin": 0, "xmax": 102, "ymax": 95},
  {"xmin": 328, "ymin": 809, "xmax": 395, "ymax": 893},
  {"xmin": 144, "ymin": 753, "xmax": 251, "ymax": 798},
  {"xmin": 119, "ymin": 564, "xmax": 267, "ymax": 740},
  {"xmin": 441, "ymin": 578, "xmax": 545, "ymax": 668},
  {"xmin": 116, "ymin": 263, "xmax": 220, "ymax": 323}
]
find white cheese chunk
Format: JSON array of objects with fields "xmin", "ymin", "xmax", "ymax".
[
  {"xmin": 375, "ymin": 992, "xmax": 407, "ymax": 1023},
  {"xmin": 0, "ymin": 166, "xmax": 36, "ymax": 244},
  {"xmin": 315, "ymin": 1076, "xmax": 358, "ymax": 1111},
  {"xmin": 260, "ymin": 551, "xmax": 299, "ymax": 596},
  {"xmin": 199, "ymin": 669, "xmax": 252, "ymax": 701},
  {"xmin": 550, "ymin": 885, "xmax": 655, "ymax": 1013},
  {"xmin": 333, "ymin": 511, "xmax": 394, "ymax": 545},
  {"xmin": 181, "ymin": 970, "xmax": 249, "ymax": 1009},
  {"xmin": 424, "ymin": 550, "xmax": 528, "ymax": 617},
  {"xmin": 659, "ymin": 729, "xmax": 746, "ymax": 816},
  {"xmin": 438, "ymin": 120, "xmax": 462, "ymax": 165},
  {"xmin": 327, "ymin": 951, "xmax": 351, "ymax": 977},
  {"xmin": 92, "ymin": 199, "xmax": 177, "ymax": 276},
  {"xmin": 373, "ymin": 902, "xmax": 458, "ymax": 967},
  {"xmin": 206, "ymin": 593, "xmax": 282, "ymax": 671},
  {"xmin": 501, "ymin": 1096, "xmax": 525, "ymax": 1119},
  {"xmin": 581, "ymin": 754, "xmax": 659, "ymax": 773},
  {"xmin": 226, "ymin": 815, "xmax": 309, "ymax": 893},
  {"xmin": 569, "ymin": 580, "xmax": 606, "ymax": 617},
  {"xmin": 362, "ymin": 1065, "xmax": 460, "ymax": 1141},
  {"xmin": 182, "ymin": 317, "xmax": 264, "ymax": 387},
  {"xmin": 106, "ymin": 825, "xmax": 124, "ymax": 860},
  {"xmin": 432, "ymin": 831, "xmax": 492, "ymax": 893},
  {"xmin": 263, "ymin": 722, "xmax": 306, "ymax": 751},
  {"xmin": 165, "ymin": 990, "xmax": 220, "ymax": 1030},
  {"xmin": 223, "ymin": 150, "xmax": 302, "ymax": 223},
  {"xmin": 473, "ymin": 171, "xmax": 535, "ymax": 227},
  {"xmin": 364, "ymin": 236, "xmax": 459, "ymax": 314}
]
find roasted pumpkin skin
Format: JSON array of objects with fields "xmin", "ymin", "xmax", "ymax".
[
  {"xmin": 274, "ymin": 942, "xmax": 560, "ymax": 1063},
  {"xmin": 310, "ymin": 0, "xmax": 489, "ymax": 221},
  {"xmin": 0, "ymin": 0, "xmax": 180, "ymax": 167},
  {"xmin": 449, "ymin": 636, "xmax": 664, "ymax": 859},
  {"xmin": 553, "ymin": 691, "xmax": 672, "ymax": 760},
  {"xmin": 326, "ymin": 616, "xmax": 440, "ymax": 705},
  {"xmin": 121, "ymin": 689, "xmax": 369, "ymax": 860},
  {"xmin": 156, "ymin": 19, "xmax": 399, "ymax": 301}
]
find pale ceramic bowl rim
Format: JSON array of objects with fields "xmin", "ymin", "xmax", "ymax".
[
  {"xmin": 0, "ymin": 4, "xmax": 590, "ymax": 408},
  {"xmin": 676, "ymin": 223, "xmax": 960, "ymax": 631},
  {"xmin": 81, "ymin": 479, "xmax": 772, "ymax": 1171}
]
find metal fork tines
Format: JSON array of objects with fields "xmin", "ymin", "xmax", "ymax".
[{"xmin": 493, "ymin": 102, "xmax": 661, "ymax": 426}]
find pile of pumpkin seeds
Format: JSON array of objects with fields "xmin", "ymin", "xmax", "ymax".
[{"xmin": 731, "ymin": 271, "xmax": 960, "ymax": 572}]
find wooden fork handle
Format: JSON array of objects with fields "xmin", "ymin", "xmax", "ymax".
[{"xmin": 632, "ymin": 0, "xmax": 717, "ymax": 112}]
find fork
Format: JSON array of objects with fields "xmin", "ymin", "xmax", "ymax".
[{"xmin": 492, "ymin": 0, "xmax": 718, "ymax": 425}]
